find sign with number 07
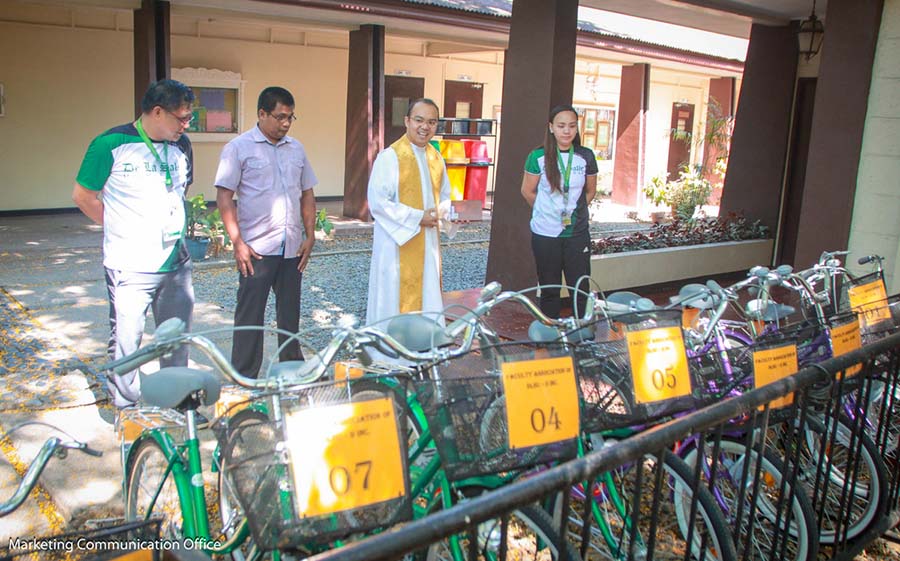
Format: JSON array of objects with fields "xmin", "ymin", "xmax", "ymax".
[
  {"xmin": 284, "ymin": 397, "xmax": 405, "ymax": 518},
  {"xmin": 626, "ymin": 325, "xmax": 691, "ymax": 404},
  {"xmin": 501, "ymin": 355, "xmax": 580, "ymax": 449}
]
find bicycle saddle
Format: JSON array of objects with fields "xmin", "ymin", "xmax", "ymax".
[
  {"xmin": 385, "ymin": 313, "xmax": 453, "ymax": 352},
  {"xmin": 606, "ymin": 291, "xmax": 642, "ymax": 308},
  {"xmin": 527, "ymin": 320, "xmax": 594, "ymax": 343},
  {"xmin": 140, "ymin": 367, "xmax": 222, "ymax": 409},
  {"xmin": 670, "ymin": 283, "xmax": 718, "ymax": 310},
  {"xmin": 744, "ymin": 299, "xmax": 795, "ymax": 322}
]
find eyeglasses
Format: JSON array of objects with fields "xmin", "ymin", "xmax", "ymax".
[
  {"xmin": 167, "ymin": 110, "xmax": 195, "ymax": 125},
  {"xmin": 268, "ymin": 112, "xmax": 298, "ymax": 123},
  {"xmin": 410, "ymin": 116, "xmax": 439, "ymax": 128}
]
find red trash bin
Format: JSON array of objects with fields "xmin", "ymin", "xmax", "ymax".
[{"xmin": 463, "ymin": 141, "xmax": 491, "ymax": 206}]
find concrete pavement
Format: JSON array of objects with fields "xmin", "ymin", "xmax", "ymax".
[
  {"xmin": 0, "ymin": 206, "xmax": 372, "ymax": 542},
  {"xmin": 0, "ymin": 198, "xmax": 638, "ymax": 542}
]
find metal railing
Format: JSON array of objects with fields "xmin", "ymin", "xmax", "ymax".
[{"xmin": 308, "ymin": 331, "xmax": 900, "ymax": 561}]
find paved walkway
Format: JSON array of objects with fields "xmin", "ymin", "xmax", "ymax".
[
  {"xmin": 0, "ymin": 210, "xmax": 372, "ymax": 540},
  {"xmin": 0, "ymin": 199, "xmax": 641, "ymax": 541}
]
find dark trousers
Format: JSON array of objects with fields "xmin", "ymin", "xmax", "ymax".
[
  {"xmin": 232, "ymin": 255, "xmax": 303, "ymax": 378},
  {"xmin": 531, "ymin": 230, "xmax": 591, "ymax": 319}
]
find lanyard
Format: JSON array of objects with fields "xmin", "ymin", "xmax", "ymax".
[
  {"xmin": 556, "ymin": 145, "xmax": 574, "ymax": 209},
  {"xmin": 135, "ymin": 118, "xmax": 172, "ymax": 187}
]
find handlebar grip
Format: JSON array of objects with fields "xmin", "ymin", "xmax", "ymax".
[
  {"xmin": 858, "ymin": 255, "xmax": 882, "ymax": 265},
  {"xmin": 80, "ymin": 445, "xmax": 103, "ymax": 458}
]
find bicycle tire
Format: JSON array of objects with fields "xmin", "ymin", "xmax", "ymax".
[
  {"xmin": 564, "ymin": 448, "xmax": 735, "ymax": 561},
  {"xmin": 124, "ymin": 438, "xmax": 184, "ymax": 540},
  {"xmin": 799, "ymin": 415, "xmax": 887, "ymax": 544},
  {"xmin": 862, "ymin": 378, "xmax": 900, "ymax": 459},
  {"xmin": 218, "ymin": 408, "xmax": 270, "ymax": 561},
  {"xmin": 424, "ymin": 503, "xmax": 580, "ymax": 561},
  {"xmin": 681, "ymin": 438, "xmax": 818, "ymax": 561}
]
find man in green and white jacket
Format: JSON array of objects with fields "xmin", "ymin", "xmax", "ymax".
[{"xmin": 72, "ymin": 79, "xmax": 196, "ymax": 408}]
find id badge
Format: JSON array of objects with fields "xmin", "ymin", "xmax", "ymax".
[
  {"xmin": 162, "ymin": 229, "xmax": 181, "ymax": 245},
  {"xmin": 162, "ymin": 206, "xmax": 184, "ymax": 245},
  {"xmin": 561, "ymin": 211, "xmax": 572, "ymax": 227}
]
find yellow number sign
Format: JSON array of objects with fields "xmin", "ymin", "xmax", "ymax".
[
  {"xmin": 753, "ymin": 343, "xmax": 799, "ymax": 409},
  {"xmin": 830, "ymin": 320, "xmax": 863, "ymax": 377},
  {"xmin": 501, "ymin": 356, "xmax": 580, "ymax": 449},
  {"xmin": 848, "ymin": 280, "xmax": 890, "ymax": 328},
  {"xmin": 626, "ymin": 326, "xmax": 692, "ymax": 404},
  {"xmin": 283, "ymin": 397, "xmax": 405, "ymax": 518}
]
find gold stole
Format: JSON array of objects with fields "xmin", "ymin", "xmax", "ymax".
[{"xmin": 392, "ymin": 135, "xmax": 444, "ymax": 313}]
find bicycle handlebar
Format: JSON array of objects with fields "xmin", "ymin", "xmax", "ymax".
[
  {"xmin": 858, "ymin": 254, "xmax": 883, "ymax": 266},
  {"xmin": 99, "ymin": 318, "xmax": 336, "ymax": 391},
  {"xmin": 0, "ymin": 430, "xmax": 102, "ymax": 517}
]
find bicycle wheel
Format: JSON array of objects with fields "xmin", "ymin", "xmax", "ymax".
[
  {"xmin": 125, "ymin": 438, "xmax": 184, "ymax": 540},
  {"xmin": 769, "ymin": 414, "xmax": 887, "ymax": 544},
  {"xmin": 800, "ymin": 415, "xmax": 887, "ymax": 543},
  {"xmin": 425, "ymin": 504, "xmax": 580, "ymax": 561},
  {"xmin": 681, "ymin": 438, "xmax": 817, "ymax": 561},
  {"xmin": 861, "ymin": 378, "xmax": 900, "ymax": 459},
  {"xmin": 590, "ymin": 449, "xmax": 736, "ymax": 561},
  {"xmin": 218, "ymin": 408, "xmax": 271, "ymax": 561}
]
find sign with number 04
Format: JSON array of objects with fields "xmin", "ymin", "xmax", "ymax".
[
  {"xmin": 501, "ymin": 356, "xmax": 580, "ymax": 449},
  {"xmin": 283, "ymin": 397, "xmax": 405, "ymax": 518},
  {"xmin": 626, "ymin": 326, "xmax": 691, "ymax": 404}
]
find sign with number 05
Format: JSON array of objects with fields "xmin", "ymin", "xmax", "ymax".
[
  {"xmin": 284, "ymin": 397, "xmax": 405, "ymax": 518},
  {"xmin": 626, "ymin": 326, "xmax": 691, "ymax": 404},
  {"xmin": 501, "ymin": 356, "xmax": 580, "ymax": 449}
]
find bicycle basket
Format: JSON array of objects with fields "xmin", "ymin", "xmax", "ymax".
[
  {"xmin": 754, "ymin": 318, "xmax": 832, "ymax": 367},
  {"xmin": 578, "ymin": 309, "xmax": 700, "ymax": 432},
  {"xmin": 1, "ymin": 519, "xmax": 161, "ymax": 560},
  {"xmin": 215, "ymin": 381, "xmax": 411, "ymax": 551},
  {"xmin": 414, "ymin": 341, "xmax": 580, "ymax": 480}
]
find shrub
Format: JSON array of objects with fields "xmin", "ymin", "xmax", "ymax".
[{"xmin": 591, "ymin": 213, "xmax": 769, "ymax": 256}]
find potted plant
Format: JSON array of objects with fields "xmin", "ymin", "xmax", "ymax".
[
  {"xmin": 315, "ymin": 208, "xmax": 334, "ymax": 240},
  {"xmin": 185, "ymin": 195, "xmax": 230, "ymax": 261},
  {"xmin": 643, "ymin": 165, "xmax": 714, "ymax": 221},
  {"xmin": 643, "ymin": 99, "xmax": 733, "ymax": 222}
]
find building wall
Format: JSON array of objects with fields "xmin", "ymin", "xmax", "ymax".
[
  {"xmin": 171, "ymin": 34, "xmax": 349, "ymax": 202},
  {"xmin": 848, "ymin": 0, "xmax": 900, "ymax": 291},
  {"xmin": 0, "ymin": 3, "xmax": 737, "ymax": 212},
  {"xmin": 0, "ymin": 22, "xmax": 133, "ymax": 212}
]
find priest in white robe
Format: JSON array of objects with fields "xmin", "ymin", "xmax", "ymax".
[{"xmin": 366, "ymin": 98, "xmax": 452, "ymax": 327}]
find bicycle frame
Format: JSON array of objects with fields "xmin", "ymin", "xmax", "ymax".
[{"xmin": 125, "ymin": 411, "xmax": 253, "ymax": 557}]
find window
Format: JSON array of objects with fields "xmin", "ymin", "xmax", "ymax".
[{"xmin": 171, "ymin": 68, "xmax": 245, "ymax": 142}]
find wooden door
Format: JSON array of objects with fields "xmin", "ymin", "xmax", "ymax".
[
  {"xmin": 443, "ymin": 80, "xmax": 484, "ymax": 119},
  {"xmin": 385, "ymin": 75, "xmax": 425, "ymax": 146},
  {"xmin": 666, "ymin": 102, "xmax": 694, "ymax": 177}
]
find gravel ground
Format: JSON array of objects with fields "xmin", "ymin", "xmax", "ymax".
[{"xmin": 192, "ymin": 219, "xmax": 646, "ymax": 353}]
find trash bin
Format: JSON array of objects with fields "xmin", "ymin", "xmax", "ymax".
[
  {"xmin": 440, "ymin": 140, "xmax": 468, "ymax": 201},
  {"xmin": 463, "ymin": 140, "xmax": 491, "ymax": 206}
]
